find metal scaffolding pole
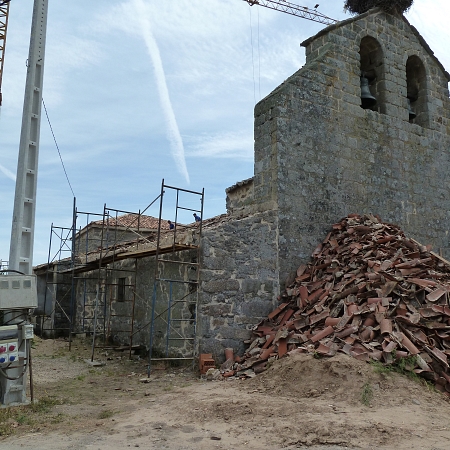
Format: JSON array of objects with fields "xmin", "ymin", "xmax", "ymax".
[{"xmin": 147, "ymin": 179, "xmax": 204, "ymax": 375}]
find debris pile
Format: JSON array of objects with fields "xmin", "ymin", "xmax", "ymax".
[{"xmin": 228, "ymin": 214, "xmax": 450, "ymax": 395}]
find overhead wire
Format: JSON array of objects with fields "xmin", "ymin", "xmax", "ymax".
[
  {"xmin": 257, "ymin": 6, "xmax": 261, "ymax": 100},
  {"xmin": 42, "ymin": 98, "xmax": 75, "ymax": 198},
  {"xmin": 248, "ymin": 5, "xmax": 257, "ymax": 105}
]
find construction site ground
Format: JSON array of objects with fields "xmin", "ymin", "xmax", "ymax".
[{"xmin": 1, "ymin": 337, "xmax": 450, "ymax": 449}]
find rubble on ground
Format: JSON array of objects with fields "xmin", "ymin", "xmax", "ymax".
[{"xmin": 225, "ymin": 214, "xmax": 450, "ymax": 395}]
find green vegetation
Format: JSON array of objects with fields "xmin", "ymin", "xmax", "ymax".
[
  {"xmin": 98, "ymin": 409, "xmax": 114, "ymax": 419},
  {"xmin": 0, "ymin": 396, "xmax": 63, "ymax": 436},
  {"xmin": 361, "ymin": 382, "xmax": 373, "ymax": 406},
  {"xmin": 370, "ymin": 355, "xmax": 440, "ymax": 392},
  {"xmin": 30, "ymin": 396, "xmax": 61, "ymax": 413},
  {"xmin": 371, "ymin": 355, "xmax": 418, "ymax": 379}
]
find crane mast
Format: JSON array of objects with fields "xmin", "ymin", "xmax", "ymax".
[
  {"xmin": 243, "ymin": 0, "xmax": 337, "ymax": 25},
  {"xmin": 0, "ymin": 0, "xmax": 47, "ymax": 407},
  {"xmin": 0, "ymin": 1, "xmax": 10, "ymax": 106},
  {"xmin": 10, "ymin": 0, "xmax": 48, "ymax": 276}
]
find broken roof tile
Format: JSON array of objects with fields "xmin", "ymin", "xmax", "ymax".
[{"xmin": 236, "ymin": 214, "xmax": 450, "ymax": 391}]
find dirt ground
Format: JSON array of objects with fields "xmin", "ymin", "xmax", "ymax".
[{"xmin": 1, "ymin": 337, "xmax": 450, "ymax": 450}]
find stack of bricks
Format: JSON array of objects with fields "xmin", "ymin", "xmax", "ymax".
[{"xmin": 199, "ymin": 353, "xmax": 215, "ymax": 374}]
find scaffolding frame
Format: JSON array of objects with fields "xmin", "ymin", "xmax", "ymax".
[
  {"xmin": 39, "ymin": 198, "xmax": 152, "ymax": 356},
  {"xmin": 39, "ymin": 198, "xmax": 105, "ymax": 349},
  {"xmin": 147, "ymin": 180, "xmax": 204, "ymax": 374},
  {"xmin": 36, "ymin": 182, "xmax": 204, "ymax": 369},
  {"xmin": 87, "ymin": 204, "xmax": 145, "ymax": 360}
]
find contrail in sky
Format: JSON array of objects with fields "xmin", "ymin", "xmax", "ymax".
[
  {"xmin": 132, "ymin": 0, "xmax": 190, "ymax": 184},
  {"xmin": 0, "ymin": 164, "xmax": 16, "ymax": 181}
]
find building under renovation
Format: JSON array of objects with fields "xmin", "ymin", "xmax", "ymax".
[{"xmin": 34, "ymin": 7, "xmax": 450, "ymax": 363}]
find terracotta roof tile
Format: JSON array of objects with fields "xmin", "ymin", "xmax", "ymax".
[{"xmin": 94, "ymin": 214, "xmax": 169, "ymax": 230}]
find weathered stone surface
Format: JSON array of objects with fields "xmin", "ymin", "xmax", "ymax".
[
  {"xmin": 202, "ymin": 304, "xmax": 233, "ymax": 317},
  {"xmin": 253, "ymin": 9, "xmax": 450, "ymax": 283},
  {"xmin": 202, "ymin": 280, "xmax": 240, "ymax": 293},
  {"xmin": 216, "ymin": 326, "xmax": 252, "ymax": 341},
  {"xmin": 240, "ymin": 300, "xmax": 274, "ymax": 318}
]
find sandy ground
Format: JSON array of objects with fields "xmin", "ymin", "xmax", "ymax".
[{"xmin": 0, "ymin": 337, "xmax": 450, "ymax": 450}]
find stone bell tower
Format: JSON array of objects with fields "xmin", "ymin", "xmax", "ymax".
[{"xmin": 252, "ymin": 7, "xmax": 450, "ymax": 281}]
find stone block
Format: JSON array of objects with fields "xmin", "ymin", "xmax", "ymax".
[
  {"xmin": 240, "ymin": 279, "xmax": 262, "ymax": 294},
  {"xmin": 241, "ymin": 299, "xmax": 275, "ymax": 318},
  {"xmin": 216, "ymin": 326, "xmax": 252, "ymax": 341},
  {"xmin": 202, "ymin": 279, "xmax": 240, "ymax": 293},
  {"xmin": 203, "ymin": 303, "xmax": 232, "ymax": 317}
]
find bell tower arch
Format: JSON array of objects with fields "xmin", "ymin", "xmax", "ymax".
[{"xmin": 359, "ymin": 36, "xmax": 385, "ymax": 113}]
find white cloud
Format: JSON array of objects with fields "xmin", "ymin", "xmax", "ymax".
[
  {"xmin": 96, "ymin": 0, "xmax": 190, "ymax": 184},
  {"xmin": 44, "ymin": 36, "xmax": 104, "ymax": 107},
  {"xmin": 186, "ymin": 131, "xmax": 254, "ymax": 160},
  {"xmin": 133, "ymin": 0, "xmax": 190, "ymax": 184},
  {"xmin": 0, "ymin": 164, "xmax": 16, "ymax": 181}
]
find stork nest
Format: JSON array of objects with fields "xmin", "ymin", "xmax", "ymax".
[{"xmin": 344, "ymin": 0, "xmax": 414, "ymax": 14}]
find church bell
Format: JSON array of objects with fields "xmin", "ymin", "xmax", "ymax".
[
  {"xmin": 407, "ymin": 98, "xmax": 416, "ymax": 120},
  {"xmin": 360, "ymin": 76, "xmax": 377, "ymax": 109}
]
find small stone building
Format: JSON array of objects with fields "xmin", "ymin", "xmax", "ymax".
[{"xmin": 35, "ymin": 8, "xmax": 450, "ymax": 361}]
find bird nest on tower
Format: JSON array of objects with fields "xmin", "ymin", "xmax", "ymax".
[{"xmin": 344, "ymin": 0, "xmax": 413, "ymax": 14}]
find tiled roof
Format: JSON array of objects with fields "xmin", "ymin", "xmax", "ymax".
[
  {"xmin": 94, "ymin": 214, "xmax": 170, "ymax": 230},
  {"xmin": 226, "ymin": 177, "xmax": 254, "ymax": 194}
]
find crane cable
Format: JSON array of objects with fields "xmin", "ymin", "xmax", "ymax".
[
  {"xmin": 257, "ymin": 7, "xmax": 261, "ymax": 100},
  {"xmin": 42, "ymin": 98, "xmax": 76, "ymax": 197},
  {"xmin": 248, "ymin": 5, "xmax": 262, "ymax": 104},
  {"xmin": 249, "ymin": 5, "xmax": 257, "ymax": 105}
]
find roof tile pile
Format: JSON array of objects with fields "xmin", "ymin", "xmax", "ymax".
[{"xmin": 230, "ymin": 214, "xmax": 450, "ymax": 395}]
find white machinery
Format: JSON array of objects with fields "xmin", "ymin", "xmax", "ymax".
[{"xmin": 0, "ymin": 0, "xmax": 47, "ymax": 406}]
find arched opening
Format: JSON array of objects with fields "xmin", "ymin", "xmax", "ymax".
[
  {"xmin": 359, "ymin": 36, "xmax": 385, "ymax": 113},
  {"xmin": 406, "ymin": 56, "xmax": 428, "ymax": 126}
]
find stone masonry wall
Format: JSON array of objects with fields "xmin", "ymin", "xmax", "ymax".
[
  {"xmin": 37, "ymin": 212, "xmax": 280, "ymax": 361},
  {"xmin": 254, "ymin": 9, "xmax": 450, "ymax": 284},
  {"xmin": 69, "ymin": 250, "xmax": 196, "ymax": 357},
  {"xmin": 198, "ymin": 211, "xmax": 280, "ymax": 359}
]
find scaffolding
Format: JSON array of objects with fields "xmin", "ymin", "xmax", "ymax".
[
  {"xmin": 38, "ymin": 199, "xmax": 150, "ymax": 355},
  {"xmin": 38, "ymin": 198, "xmax": 105, "ymax": 348},
  {"xmin": 36, "ymin": 181, "xmax": 204, "ymax": 368},
  {"xmin": 147, "ymin": 180, "xmax": 204, "ymax": 374},
  {"xmin": 86, "ymin": 204, "xmax": 143, "ymax": 359}
]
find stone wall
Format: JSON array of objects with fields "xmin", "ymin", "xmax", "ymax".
[
  {"xmin": 71, "ymin": 250, "xmax": 198, "ymax": 355},
  {"xmin": 74, "ymin": 226, "xmax": 155, "ymax": 255},
  {"xmin": 35, "ymin": 262, "xmax": 73, "ymax": 337},
  {"xmin": 225, "ymin": 178, "xmax": 254, "ymax": 214},
  {"xmin": 198, "ymin": 211, "xmax": 280, "ymax": 358},
  {"xmin": 254, "ymin": 8, "xmax": 450, "ymax": 283}
]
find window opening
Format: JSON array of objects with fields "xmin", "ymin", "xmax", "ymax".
[
  {"xmin": 117, "ymin": 277, "xmax": 126, "ymax": 302},
  {"xmin": 359, "ymin": 36, "xmax": 385, "ymax": 112},
  {"xmin": 406, "ymin": 56, "xmax": 427, "ymax": 126}
]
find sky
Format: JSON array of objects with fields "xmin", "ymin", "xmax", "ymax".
[{"xmin": 0, "ymin": 0, "xmax": 449, "ymax": 267}]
